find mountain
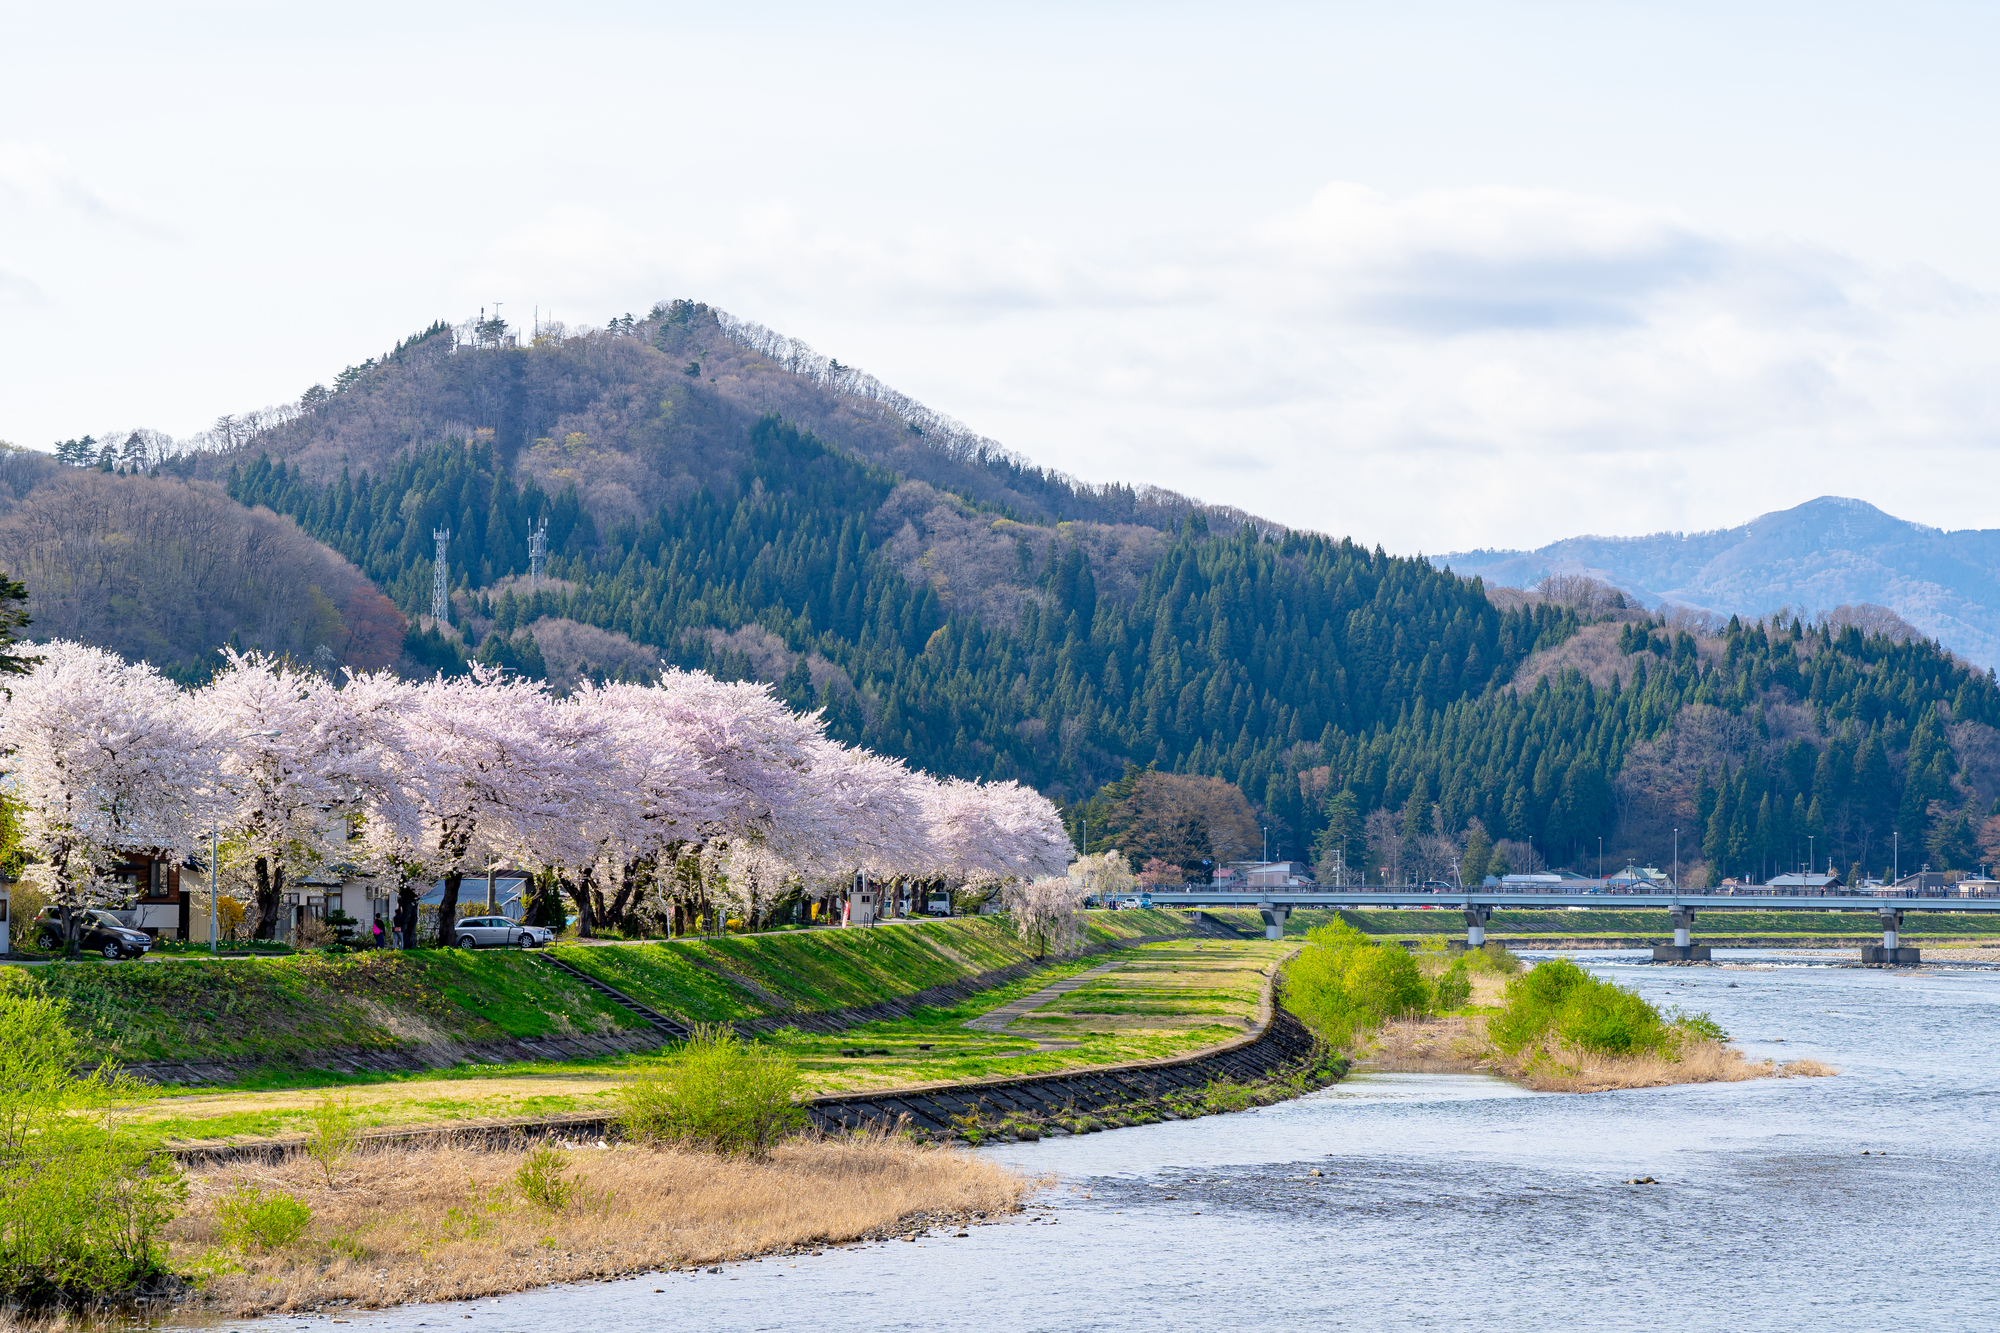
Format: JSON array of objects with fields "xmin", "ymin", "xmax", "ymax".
[
  {"xmin": 25, "ymin": 301, "xmax": 2000, "ymax": 887},
  {"xmin": 1439, "ymin": 496, "xmax": 2000, "ymax": 668}
]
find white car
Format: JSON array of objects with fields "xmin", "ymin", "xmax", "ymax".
[{"xmin": 453, "ymin": 917, "xmax": 554, "ymax": 949}]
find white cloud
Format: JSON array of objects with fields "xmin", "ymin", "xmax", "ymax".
[
  {"xmin": 457, "ymin": 183, "xmax": 2000, "ymax": 550},
  {"xmin": 0, "ymin": 141, "xmax": 166, "ymax": 235},
  {"xmin": 0, "ymin": 263, "xmax": 43, "ymax": 305}
]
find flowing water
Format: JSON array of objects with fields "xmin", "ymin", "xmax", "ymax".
[{"xmin": 209, "ymin": 951, "xmax": 2000, "ymax": 1332}]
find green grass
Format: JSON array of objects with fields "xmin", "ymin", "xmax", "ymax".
[
  {"xmin": 114, "ymin": 937, "xmax": 1275, "ymax": 1144},
  {"xmin": 552, "ymin": 910, "xmax": 1199, "ymax": 1023},
  {"xmin": 1, "ymin": 950, "xmax": 642, "ymax": 1064}
]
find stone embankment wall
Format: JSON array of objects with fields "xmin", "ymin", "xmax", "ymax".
[{"xmin": 805, "ymin": 1005, "xmax": 1329, "ymax": 1141}]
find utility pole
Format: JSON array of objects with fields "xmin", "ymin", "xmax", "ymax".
[
  {"xmin": 1673, "ymin": 827, "xmax": 1679, "ymax": 892},
  {"xmin": 432, "ymin": 527, "xmax": 451, "ymax": 624}
]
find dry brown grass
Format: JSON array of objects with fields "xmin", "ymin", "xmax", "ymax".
[
  {"xmin": 170, "ymin": 1135, "xmax": 1028, "ymax": 1317},
  {"xmin": 1354, "ymin": 1016, "xmax": 1493, "ymax": 1072},
  {"xmin": 1491, "ymin": 1039, "xmax": 1839, "ymax": 1093}
]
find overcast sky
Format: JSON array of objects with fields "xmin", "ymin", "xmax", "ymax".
[{"xmin": 4, "ymin": 1, "xmax": 1997, "ymax": 552}]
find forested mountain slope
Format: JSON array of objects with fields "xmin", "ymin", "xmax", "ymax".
[
  {"xmin": 198, "ymin": 304, "xmax": 2000, "ymax": 885},
  {"xmin": 0, "ymin": 448, "xmax": 403, "ymax": 680},
  {"xmin": 228, "ymin": 415, "xmax": 1575, "ymax": 823},
  {"xmin": 200, "ymin": 304, "xmax": 1263, "ymax": 536},
  {"xmin": 1442, "ymin": 496, "xmax": 2000, "ymax": 669}
]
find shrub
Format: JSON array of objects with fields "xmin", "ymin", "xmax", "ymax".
[
  {"xmin": 0, "ymin": 987, "xmax": 187, "ymax": 1303},
  {"xmin": 1431, "ymin": 959, "xmax": 1472, "ymax": 1011},
  {"xmin": 304, "ymin": 1094, "xmax": 359, "ymax": 1187},
  {"xmin": 1283, "ymin": 921, "xmax": 1432, "ymax": 1049},
  {"xmin": 514, "ymin": 1146, "xmax": 578, "ymax": 1213},
  {"xmin": 617, "ymin": 1024, "xmax": 807, "ymax": 1155},
  {"xmin": 1488, "ymin": 958, "xmax": 1676, "ymax": 1058},
  {"xmin": 214, "ymin": 1185, "xmax": 312, "ymax": 1253},
  {"xmin": 1467, "ymin": 941, "xmax": 1523, "ymax": 975}
]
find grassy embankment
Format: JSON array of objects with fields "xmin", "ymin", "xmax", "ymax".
[
  {"xmin": 1212, "ymin": 906, "xmax": 2000, "ymax": 946},
  {"xmin": 88, "ymin": 912, "xmax": 1263, "ymax": 1146},
  {"xmin": 123, "ymin": 940, "xmax": 1282, "ymax": 1147}
]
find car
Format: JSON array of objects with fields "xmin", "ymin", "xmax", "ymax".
[
  {"xmin": 34, "ymin": 906, "xmax": 153, "ymax": 959},
  {"xmin": 452, "ymin": 916, "xmax": 555, "ymax": 949}
]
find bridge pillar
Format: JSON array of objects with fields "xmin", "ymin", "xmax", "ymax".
[
  {"xmin": 1652, "ymin": 906, "xmax": 1711, "ymax": 962},
  {"xmin": 1463, "ymin": 905, "xmax": 1492, "ymax": 951},
  {"xmin": 1257, "ymin": 903, "xmax": 1290, "ymax": 941},
  {"xmin": 1862, "ymin": 909, "xmax": 1921, "ymax": 966}
]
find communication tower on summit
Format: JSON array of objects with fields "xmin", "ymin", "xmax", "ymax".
[
  {"xmin": 529, "ymin": 519, "xmax": 548, "ymax": 586},
  {"xmin": 432, "ymin": 527, "xmax": 451, "ymax": 624}
]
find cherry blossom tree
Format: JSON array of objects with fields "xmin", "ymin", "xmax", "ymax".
[
  {"xmin": 1001, "ymin": 874, "xmax": 1091, "ymax": 959},
  {"xmin": 0, "ymin": 642, "xmax": 209, "ymax": 954},
  {"xmin": 194, "ymin": 651, "xmax": 404, "ymax": 939},
  {"xmin": 925, "ymin": 778, "xmax": 1071, "ymax": 889},
  {"xmin": 388, "ymin": 667, "xmax": 616, "ymax": 945}
]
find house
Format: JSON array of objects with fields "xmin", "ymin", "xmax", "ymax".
[
  {"xmin": 108, "ymin": 850, "xmax": 191, "ymax": 940},
  {"xmin": 0, "ymin": 880, "xmax": 10, "ymax": 953},
  {"xmin": 415, "ymin": 869, "xmax": 533, "ymax": 920},
  {"xmin": 1241, "ymin": 861, "xmax": 1315, "ymax": 889},
  {"xmin": 1892, "ymin": 870, "xmax": 1950, "ymax": 894},
  {"xmin": 1764, "ymin": 872, "xmax": 1844, "ymax": 891},
  {"xmin": 1490, "ymin": 872, "xmax": 1565, "ymax": 889},
  {"xmin": 1605, "ymin": 864, "xmax": 1670, "ymax": 890}
]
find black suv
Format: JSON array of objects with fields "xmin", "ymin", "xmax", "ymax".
[{"xmin": 34, "ymin": 907, "xmax": 154, "ymax": 959}]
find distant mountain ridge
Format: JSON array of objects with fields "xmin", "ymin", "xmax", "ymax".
[{"xmin": 1439, "ymin": 497, "xmax": 2000, "ymax": 668}]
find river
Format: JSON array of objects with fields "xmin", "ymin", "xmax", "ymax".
[{"xmin": 206, "ymin": 950, "xmax": 2000, "ymax": 1332}]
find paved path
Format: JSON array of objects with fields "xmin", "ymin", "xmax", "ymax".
[{"xmin": 962, "ymin": 958, "xmax": 1130, "ymax": 1049}]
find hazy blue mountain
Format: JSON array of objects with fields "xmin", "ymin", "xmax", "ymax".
[{"xmin": 1439, "ymin": 496, "xmax": 2000, "ymax": 668}]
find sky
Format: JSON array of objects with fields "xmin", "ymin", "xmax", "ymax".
[{"xmin": 3, "ymin": 0, "xmax": 1998, "ymax": 553}]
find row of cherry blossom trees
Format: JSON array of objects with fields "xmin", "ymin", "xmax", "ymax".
[{"xmin": 0, "ymin": 642, "xmax": 1072, "ymax": 946}]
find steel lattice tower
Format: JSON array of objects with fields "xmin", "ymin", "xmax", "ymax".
[{"xmin": 431, "ymin": 526, "xmax": 451, "ymax": 623}]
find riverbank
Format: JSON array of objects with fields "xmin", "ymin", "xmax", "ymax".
[
  {"xmin": 1355, "ymin": 969, "xmax": 1837, "ymax": 1092},
  {"xmin": 166, "ymin": 1135, "xmax": 1028, "ymax": 1318},
  {"xmin": 118, "ymin": 938, "xmax": 1286, "ymax": 1150}
]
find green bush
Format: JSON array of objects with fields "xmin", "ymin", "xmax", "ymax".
[
  {"xmin": 0, "ymin": 985, "xmax": 187, "ymax": 1302},
  {"xmin": 1466, "ymin": 941, "xmax": 1523, "ymax": 975},
  {"xmin": 514, "ymin": 1146, "xmax": 578, "ymax": 1213},
  {"xmin": 1283, "ymin": 921, "xmax": 1433, "ymax": 1049},
  {"xmin": 1488, "ymin": 958, "xmax": 1680, "ymax": 1057},
  {"xmin": 214, "ymin": 1185, "xmax": 312, "ymax": 1252},
  {"xmin": 1432, "ymin": 959, "xmax": 1472, "ymax": 1011},
  {"xmin": 616, "ymin": 1024, "xmax": 807, "ymax": 1155}
]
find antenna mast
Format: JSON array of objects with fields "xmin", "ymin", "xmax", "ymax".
[
  {"xmin": 529, "ymin": 519, "xmax": 549, "ymax": 586},
  {"xmin": 432, "ymin": 526, "xmax": 452, "ymax": 624}
]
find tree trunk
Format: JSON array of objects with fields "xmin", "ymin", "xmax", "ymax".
[
  {"xmin": 600, "ymin": 858, "xmax": 643, "ymax": 932},
  {"xmin": 251, "ymin": 857, "xmax": 288, "ymax": 941},
  {"xmin": 560, "ymin": 868, "xmax": 596, "ymax": 938},
  {"xmin": 396, "ymin": 883, "xmax": 423, "ymax": 948},
  {"xmin": 437, "ymin": 870, "xmax": 463, "ymax": 948}
]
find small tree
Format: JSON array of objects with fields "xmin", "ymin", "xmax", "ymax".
[{"xmin": 1001, "ymin": 875, "xmax": 1089, "ymax": 959}]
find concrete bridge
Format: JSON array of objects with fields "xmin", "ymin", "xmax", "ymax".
[{"xmin": 1157, "ymin": 888, "xmax": 2000, "ymax": 963}]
